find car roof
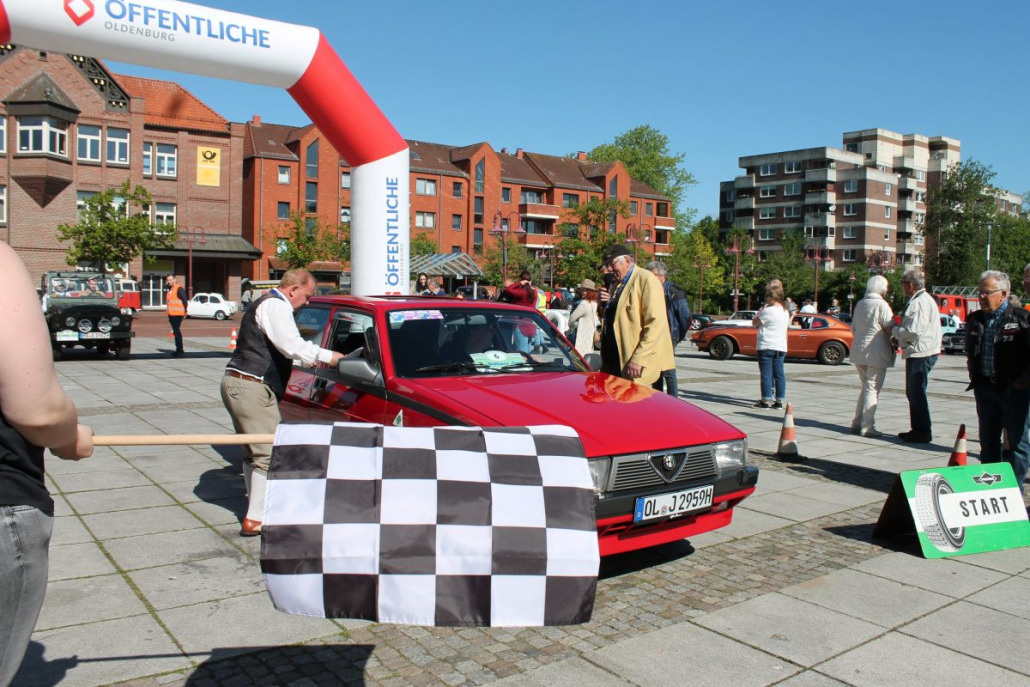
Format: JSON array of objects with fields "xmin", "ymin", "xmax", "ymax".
[{"xmin": 308, "ymin": 294, "xmax": 534, "ymax": 314}]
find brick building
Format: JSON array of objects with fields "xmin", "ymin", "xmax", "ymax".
[
  {"xmin": 241, "ymin": 118, "xmax": 677, "ymax": 286},
  {"xmin": 0, "ymin": 47, "xmax": 256, "ymax": 306}
]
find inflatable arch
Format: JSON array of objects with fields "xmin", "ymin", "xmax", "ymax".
[{"xmin": 0, "ymin": 0, "xmax": 409, "ymax": 295}]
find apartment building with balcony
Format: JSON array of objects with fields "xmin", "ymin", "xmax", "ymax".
[
  {"xmin": 242, "ymin": 123, "xmax": 676, "ymax": 283},
  {"xmin": 719, "ymin": 128, "xmax": 962, "ymax": 273},
  {"xmin": 0, "ymin": 47, "xmax": 252, "ymax": 305}
]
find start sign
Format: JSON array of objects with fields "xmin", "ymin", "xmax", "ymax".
[{"xmin": 874, "ymin": 464, "xmax": 1030, "ymax": 559}]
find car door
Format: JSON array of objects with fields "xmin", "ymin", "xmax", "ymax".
[
  {"xmin": 288, "ymin": 308, "xmax": 391, "ymax": 424},
  {"xmin": 788, "ymin": 315, "xmax": 819, "ymax": 357}
]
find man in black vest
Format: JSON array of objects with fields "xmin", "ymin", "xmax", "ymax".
[{"xmin": 221, "ymin": 269, "xmax": 343, "ymax": 536}]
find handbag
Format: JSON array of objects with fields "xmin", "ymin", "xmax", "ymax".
[{"xmin": 593, "ymin": 328, "xmax": 602, "ymax": 350}]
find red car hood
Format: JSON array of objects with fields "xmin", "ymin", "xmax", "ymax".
[{"xmin": 394, "ymin": 371, "xmax": 745, "ymax": 457}]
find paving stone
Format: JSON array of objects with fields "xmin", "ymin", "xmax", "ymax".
[
  {"xmin": 82, "ymin": 504, "xmax": 206, "ymax": 540},
  {"xmin": 35, "ymin": 573, "xmax": 148, "ymax": 631},
  {"xmin": 64, "ymin": 484, "xmax": 177, "ymax": 515},
  {"xmin": 900, "ymin": 600, "xmax": 1030, "ymax": 675},
  {"xmin": 129, "ymin": 555, "xmax": 265, "ymax": 610},
  {"xmin": 103, "ymin": 526, "xmax": 241, "ymax": 571}
]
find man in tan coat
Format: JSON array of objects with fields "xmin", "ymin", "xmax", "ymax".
[{"xmin": 598, "ymin": 244, "xmax": 674, "ymax": 386}]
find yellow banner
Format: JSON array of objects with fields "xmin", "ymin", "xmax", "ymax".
[{"xmin": 196, "ymin": 147, "xmax": 221, "ymax": 187}]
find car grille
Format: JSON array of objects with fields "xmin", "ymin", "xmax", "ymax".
[{"xmin": 609, "ymin": 447, "xmax": 717, "ymax": 491}]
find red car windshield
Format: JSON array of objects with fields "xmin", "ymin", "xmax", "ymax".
[{"xmin": 385, "ymin": 307, "xmax": 585, "ymax": 377}]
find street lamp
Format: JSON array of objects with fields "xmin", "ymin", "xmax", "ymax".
[
  {"xmin": 986, "ymin": 222, "xmax": 993, "ymax": 271},
  {"xmin": 179, "ymin": 226, "xmax": 206, "ymax": 299},
  {"xmin": 848, "ymin": 271, "xmax": 856, "ymax": 316},
  {"xmin": 693, "ymin": 259, "xmax": 712, "ymax": 314},
  {"xmin": 725, "ymin": 234, "xmax": 754, "ymax": 313},
  {"xmin": 804, "ymin": 239, "xmax": 829, "ymax": 309},
  {"xmin": 626, "ymin": 223, "xmax": 651, "ymax": 264},
  {"xmin": 535, "ymin": 242, "xmax": 564, "ymax": 290},
  {"xmin": 867, "ymin": 248, "xmax": 894, "ymax": 275},
  {"xmin": 491, "ymin": 211, "xmax": 525, "ymax": 282}
]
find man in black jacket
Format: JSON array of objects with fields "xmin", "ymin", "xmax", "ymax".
[{"xmin": 965, "ymin": 270, "xmax": 1030, "ymax": 493}]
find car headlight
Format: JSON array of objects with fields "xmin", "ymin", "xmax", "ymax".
[
  {"xmin": 98, "ymin": 318, "xmax": 113, "ymax": 333},
  {"xmin": 65, "ymin": 316, "xmax": 76, "ymax": 327},
  {"xmin": 713, "ymin": 439, "xmax": 747, "ymax": 472},
  {"xmin": 587, "ymin": 457, "xmax": 612, "ymax": 496},
  {"xmin": 77, "ymin": 319, "xmax": 93, "ymax": 333},
  {"xmin": 111, "ymin": 316, "xmax": 121, "ymax": 326}
]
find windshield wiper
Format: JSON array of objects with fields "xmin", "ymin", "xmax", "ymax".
[
  {"xmin": 414, "ymin": 362, "xmax": 492, "ymax": 374},
  {"xmin": 496, "ymin": 360, "xmax": 568, "ymax": 372}
]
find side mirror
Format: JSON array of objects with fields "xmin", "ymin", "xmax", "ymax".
[
  {"xmin": 335, "ymin": 358, "xmax": 384, "ymax": 390},
  {"xmin": 583, "ymin": 352, "xmax": 602, "ymax": 371}
]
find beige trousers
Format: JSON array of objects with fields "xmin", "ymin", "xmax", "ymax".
[{"xmin": 220, "ymin": 374, "xmax": 279, "ymax": 473}]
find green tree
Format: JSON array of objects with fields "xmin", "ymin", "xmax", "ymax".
[
  {"xmin": 410, "ymin": 231, "xmax": 438, "ymax": 256},
  {"xmin": 276, "ymin": 211, "xmax": 349, "ymax": 268},
  {"xmin": 987, "ymin": 212, "xmax": 1030, "ymax": 285},
  {"xmin": 56, "ymin": 180, "xmax": 173, "ymax": 270},
  {"xmin": 586, "ymin": 125, "xmax": 697, "ymax": 223},
  {"xmin": 665, "ymin": 227, "xmax": 725, "ymax": 313},
  {"xmin": 480, "ymin": 239, "xmax": 531, "ymax": 286},
  {"xmin": 925, "ymin": 160, "xmax": 1001, "ymax": 286},
  {"xmin": 753, "ymin": 228, "xmax": 809, "ymax": 303}
]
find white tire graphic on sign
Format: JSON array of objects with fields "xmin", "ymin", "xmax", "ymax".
[{"xmin": 914, "ymin": 473, "xmax": 965, "ymax": 552}]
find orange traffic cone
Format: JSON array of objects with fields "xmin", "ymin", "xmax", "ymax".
[
  {"xmin": 168, "ymin": 329, "xmax": 175, "ymax": 338},
  {"xmin": 947, "ymin": 424, "xmax": 968, "ymax": 467},
  {"xmin": 774, "ymin": 404, "xmax": 806, "ymax": 462},
  {"xmin": 227, "ymin": 328, "xmax": 238, "ymax": 351}
]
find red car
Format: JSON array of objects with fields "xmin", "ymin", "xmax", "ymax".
[{"xmin": 281, "ymin": 295, "xmax": 758, "ymax": 556}]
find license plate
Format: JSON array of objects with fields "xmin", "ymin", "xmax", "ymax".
[
  {"xmin": 634, "ymin": 485, "xmax": 714, "ymax": 523},
  {"xmin": 56, "ymin": 330, "xmax": 78, "ymax": 341},
  {"xmin": 81, "ymin": 332, "xmax": 110, "ymax": 339}
]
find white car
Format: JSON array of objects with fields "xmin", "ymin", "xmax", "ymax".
[
  {"xmin": 187, "ymin": 292, "xmax": 237, "ymax": 320},
  {"xmin": 710, "ymin": 310, "xmax": 759, "ymax": 327}
]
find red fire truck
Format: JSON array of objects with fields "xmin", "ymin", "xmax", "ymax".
[{"xmin": 932, "ymin": 286, "xmax": 981, "ymax": 323}]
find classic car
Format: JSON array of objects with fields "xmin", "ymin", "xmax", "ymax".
[
  {"xmin": 280, "ymin": 296, "xmax": 759, "ymax": 557},
  {"xmin": 186, "ymin": 292, "xmax": 237, "ymax": 320},
  {"xmin": 42, "ymin": 271, "xmax": 133, "ymax": 361},
  {"xmin": 691, "ymin": 313, "xmax": 853, "ymax": 365},
  {"xmin": 709, "ymin": 310, "xmax": 759, "ymax": 327},
  {"xmin": 689, "ymin": 313, "xmax": 714, "ymax": 330},
  {"xmin": 941, "ymin": 324, "xmax": 966, "ymax": 354}
]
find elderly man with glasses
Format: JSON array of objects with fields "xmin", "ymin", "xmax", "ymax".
[
  {"xmin": 965, "ymin": 270, "xmax": 1030, "ymax": 494},
  {"xmin": 889, "ymin": 269, "xmax": 942, "ymax": 443},
  {"xmin": 597, "ymin": 244, "xmax": 674, "ymax": 387}
]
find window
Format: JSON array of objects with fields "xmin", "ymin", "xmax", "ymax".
[
  {"xmin": 884, "ymin": 206, "xmax": 891, "ymax": 218},
  {"xmin": 843, "ymin": 203, "xmax": 857, "ymax": 216},
  {"xmin": 844, "ymin": 179, "xmax": 858, "ymax": 193},
  {"xmin": 784, "ymin": 206, "xmax": 801, "ymax": 218},
  {"xmin": 278, "ymin": 166, "xmax": 290, "ymax": 184},
  {"xmin": 784, "ymin": 182, "xmax": 801, "ymax": 196},
  {"xmin": 501, "ymin": 187, "xmax": 511, "ymax": 203},
  {"xmin": 760, "ymin": 186, "xmax": 775, "ymax": 198},
  {"xmin": 657, "ymin": 202, "xmax": 669, "ymax": 217},
  {"xmin": 452, "ymin": 181, "xmax": 461, "ymax": 198},
  {"xmin": 106, "ymin": 127, "xmax": 129, "ymax": 163},
  {"xmin": 18, "ymin": 116, "xmax": 68, "ymax": 156},
  {"xmin": 521, "ymin": 189, "xmax": 543, "ymax": 204},
  {"xmin": 474, "ymin": 196, "xmax": 484, "ymax": 225},
  {"xmin": 305, "ymin": 217, "xmax": 317, "ymax": 236},
  {"xmin": 0, "ymin": 117, "xmax": 5, "ymax": 153},
  {"xmin": 306, "ymin": 140, "xmax": 318, "ymax": 178},
  {"xmin": 884, "ymin": 227, "xmax": 890, "ymax": 240},
  {"xmin": 915, "ymin": 233, "xmax": 924, "ymax": 246},
  {"xmin": 156, "ymin": 144, "xmax": 177, "ymax": 177},
  {"xmin": 725, "ymin": 189, "xmax": 735, "ymax": 202},
  {"xmin": 340, "ymin": 206, "xmax": 351, "ymax": 224},
  {"xmin": 758, "ymin": 228, "xmax": 775, "ymax": 241},
  {"xmin": 784, "ymin": 161, "xmax": 802, "ymax": 174},
  {"xmin": 524, "ymin": 219, "xmax": 546, "ymax": 235},
  {"xmin": 451, "ymin": 214, "xmax": 462, "ymax": 231},
  {"xmin": 915, "ymin": 191, "xmax": 926, "ymax": 203},
  {"xmin": 77, "ymin": 124, "xmax": 101, "ymax": 161},
  {"xmin": 415, "ymin": 211, "xmax": 436, "ymax": 228},
  {"xmin": 722, "ymin": 210, "xmax": 734, "ymax": 222},
  {"xmin": 277, "ymin": 202, "xmax": 290, "ymax": 220},
  {"xmin": 804, "ymin": 226, "xmax": 814, "ymax": 238},
  {"xmin": 760, "ymin": 163, "xmax": 777, "ymax": 176},
  {"xmin": 843, "ymin": 249, "xmax": 856, "ymax": 262},
  {"xmin": 0, "ymin": 185, "xmax": 5, "ymax": 223},
  {"xmin": 645, "ymin": 202, "xmax": 653, "ymax": 216},
  {"xmin": 341, "ymin": 172, "xmax": 351, "ymax": 189},
  {"xmin": 560, "ymin": 223, "xmax": 579, "ymax": 238},
  {"xmin": 142, "ymin": 142, "xmax": 153, "ymax": 175},
  {"xmin": 827, "ymin": 226, "xmax": 835, "ymax": 237},
  {"xmin": 759, "ymin": 207, "xmax": 776, "ymax": 220},
  {"xmin": 415, "ymin": 178, "xmax": 437, "ymax": 195},
  {"xmin": 154, "ymin": 202, "xmax": 176, "ymax": 227},
  {"xmin": 76, "ymin": 191, "xmax": 96, "ymax": 222},
  {"xmin": 566, "ymin": 194, "xmax": 581, "ymax": 209},
  {"xmin": 885, "ymin": 182, "xmax": 892, "ymax": 195},
  {"xmin": 843, "ymin": 227, "xmax": 857, "ymax": 239},
  {"xmin": 915, "ymin": 212, "xmax": 925, "ymax": 224},
  {"xmin": 474, "ymin": 159, "xmax": 485, "ymax": 193},
  {"xmin": 451, "ymin": 245, "xmax": 461, "ymax": 254},
  {"xmin": 845, "ymin": 143, "xmax": 859, "ymax": 153},
  {"xmin": 916, "ymin": 170, "xmax": 926, "ymax": 181},
  {"xmin": 608, "ymin": 177, "xmax": 617, "ymax": 196},
  {"xmin": 877, "ymin": 165, "xmax": 888, "ymax": 172},
  {"xmin": 305, "ymin": 182, "xmax": 317, "ymax": 212}
]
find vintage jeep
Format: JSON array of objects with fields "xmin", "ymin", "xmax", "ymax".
[{"xmin": 42, "ymin": 271, "xmax": 134, "ymax": 361}]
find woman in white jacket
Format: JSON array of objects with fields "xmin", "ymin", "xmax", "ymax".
[
  {"xmin": 849, "ymin": 275, "xmax": 895, "ymax": 437},
  {"xmin": 568, "ymin": 279, "xmax": 601, "ymax": 357}
]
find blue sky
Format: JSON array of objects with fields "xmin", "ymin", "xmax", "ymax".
[{"xmin": 110, "ymin": 0, "xmax": 1029, "ymax": 219}]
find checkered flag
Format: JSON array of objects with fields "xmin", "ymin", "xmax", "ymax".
[{"xmin": 260, "ymin": 423, "xmax": 599, "ymax": 626}]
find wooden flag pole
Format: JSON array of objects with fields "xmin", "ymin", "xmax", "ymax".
[{"xmin": 93, "ymin": 434, "xmax": 275, "ymax": 447}]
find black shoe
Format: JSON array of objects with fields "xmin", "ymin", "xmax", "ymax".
[
  {"xmin": 898, "ymin": 431, "xmax": 931, "ymax": 443},
  {"xmin": 772, "ymin": 401, "xmax": 783, "ymax": 410},
  {"xmin": 753, "ymin": 400, "xmax": 772, "ymax": 409}
]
